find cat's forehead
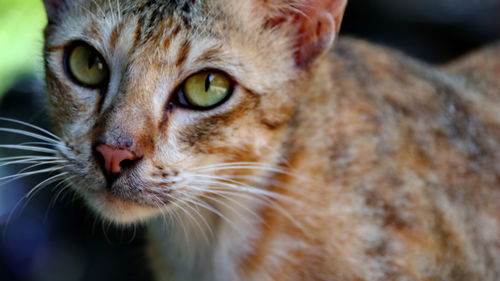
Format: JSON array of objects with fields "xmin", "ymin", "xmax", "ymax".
[
  {"xmin": 123, "ymin": 0, "xmax": 204, "ymax": 15},
  {"xmin": 45, "ymin": 0, "xmax": 293, "ymax": 92},
  {"xmin": 78, "ymin": 0, "xmax": 225, "ymax": 25},
  {"xmin": 88, "ymin": 0, "xmax": 201, "ymax": 13},
  {"xmin": 52, "ymin": 0, "xmax": 241, "ymax": 52}
]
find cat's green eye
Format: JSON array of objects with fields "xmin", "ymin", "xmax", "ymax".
[
  {"xmin": 179, "ymin": 71, "xmax": 232, "ymax": 109},
  {"xmin": 65, "ymin": 42, "xmax": 109, "ymax": 88}
]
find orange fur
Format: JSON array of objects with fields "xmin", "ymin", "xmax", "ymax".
[{"xmin": 39, "ymin": 0, "xmax": 499, "ymax": 280}]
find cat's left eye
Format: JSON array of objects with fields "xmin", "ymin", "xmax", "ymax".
[
  {"xmin": 177, "ymin": 71, "xmax": 233, "ymax": 109},
  {"xmin": 65, "ymin": 42, "xmax": 110, "ymax": 88}
]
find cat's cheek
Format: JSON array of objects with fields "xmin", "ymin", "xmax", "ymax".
[
  {"xmin": 46, "ymin": 78, "xmax": 101, "ymax": 137},
  {"xmin": 46, "ymin": 71, "xmax": 79, "ymax": 121}
]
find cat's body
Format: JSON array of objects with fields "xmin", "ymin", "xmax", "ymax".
[
  {"xmin": 30, "ymin": 0, "xmax": 500, "ymax": 280},
  {"xmin": 146, "ymin": 39, "xmax": 500, "ymax": 281}
]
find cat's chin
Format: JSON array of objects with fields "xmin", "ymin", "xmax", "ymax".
[{"xmin": 83, "ymin": 191, "xmax": 162, "ymax": 225}]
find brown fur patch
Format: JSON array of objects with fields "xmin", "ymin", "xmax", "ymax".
[
  {"xmin": 84, "ymin": 20, "xmax": 101, "ymax": 39},
  {"xmin": 193, "ymin": 47, "xmax": 223, "ymax": 65},
  {"xmin": 45, "ymin": 69, "xmax": 82, "ymax": 132},
  {"xmin": 46, "ymin": 43, "xmax": 69, "ymax": 52},
  {"xmin": 175, "ymin": 39, "xmax": 191, "ymax": 69},
  {"xmin": 133, "ymin": 16, "xmax": 145, "ymax": 47},
  {"xmin": 109, "ymin": 23, "xmax": 124, "ymax": 50}
]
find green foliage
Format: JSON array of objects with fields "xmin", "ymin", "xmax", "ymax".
[{"xmin": 0, "ymin": 0, "xmax": 47, "ymax": 98}]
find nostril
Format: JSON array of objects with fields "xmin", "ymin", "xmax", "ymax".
[
  {"xmin": 119, "ymin": 159, "xmax": 136, "ymax": 171},
  {"xmin": 94, "ymin": 144, "xmax": 139, "ymax": 177}
]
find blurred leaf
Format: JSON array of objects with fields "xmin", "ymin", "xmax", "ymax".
[{"xmin": 0, "ymin": 0, "xmax": 47, "ymax": 99}]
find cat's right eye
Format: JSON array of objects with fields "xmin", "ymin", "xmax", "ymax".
[{"xmin": 64, "ymin": 42, "xmax": 110, "ymax": 88}]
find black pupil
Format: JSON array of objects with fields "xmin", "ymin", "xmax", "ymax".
[
  {"xmin": 87, "ymin": 51, "xmax": 98, "ymax": 69},
  {"xmin": 204, "ymin": 74, "xmax": 214, "ymax": 92}
]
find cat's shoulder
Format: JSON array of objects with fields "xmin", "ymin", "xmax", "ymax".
[
  {"xmin": 330, "ymin": 36, "xmax": 500, "ymax": 97},
  {"xmin": 325, "ymin": 37, "xmax": 500, "ymax": 128},
  {"xmin": 326, "ymin": 37, "xmax": 449, "ymax": 93},
  {"xmin": 445, "ymin": 40, "xmax": 500, "ymax": 72},
  {"xmin": 445, "ymin": 42, "xmax": 500, "ymax": 97},
  {"xmin": 330, "ymin": 37, "xmax": 423, "ymax": 72},
  {"xmin": 319, "ymin": 37, "xmax": 499, "ymax": 165}
]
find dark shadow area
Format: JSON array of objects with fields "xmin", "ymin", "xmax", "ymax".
[{"xmin": 342, "ymin": 0, "xmax": 500, "ymax": 63}]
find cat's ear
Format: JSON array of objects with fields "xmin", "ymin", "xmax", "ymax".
[
  {"xmin": 42, "ymin": 0, "xmax": 68, "ymax": 23},
  {"xmin": 258, "ymin": 0, "xmax": 348, "ymax": 68}
]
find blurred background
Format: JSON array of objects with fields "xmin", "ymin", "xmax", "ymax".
[{"xmin": 0, "ymin": 0, "xmax": 499, "ymax": 280}]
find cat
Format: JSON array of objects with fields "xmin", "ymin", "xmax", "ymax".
[{"xmin": 2, "ymin": 0, "xmax": 498, "ymax": 280}]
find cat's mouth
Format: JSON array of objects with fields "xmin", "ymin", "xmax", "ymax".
[
  {"xmin": 97, "ymin": 189, "xmax": 142, "ymax": 206},
  {"xmin": 84, "ymin": 185, "xmax": 171, "ymax": 224},
  {"xmin": 102, "ymin": 180, "xmax": 173, "ymax": 205},
  {"xmin": 90, "ymin": 148, "xmax": 169, "ymax": 207},
  {"xmin": 64, "ymin": 147, "xmax": 181, "ymax": 223},
  {"xmin": 76, "ymin": 161, "xmax": 176, "ymax": 223}
]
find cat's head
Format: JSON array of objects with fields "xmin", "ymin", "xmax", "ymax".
[{"xmin": 41, "ymin": 0, "xmax": 347, "ymax": 224}]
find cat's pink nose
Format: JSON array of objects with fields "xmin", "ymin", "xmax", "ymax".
[{"xmin": 95, "ymin": 144, "xmax": 138, "ymax": 175}]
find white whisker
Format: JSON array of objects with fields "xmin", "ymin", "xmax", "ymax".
[
  {"xmin": 22, "ymin": 172, "xmax": 69, "ymax": 211},
  {"xmin": 192, "ymin": 161, "xmax": 290, "ymax": 171},
  {"xmin": 0, "ymin": 117, "xmax": 61, "ymax": 141},
  {"xmin": 153, "ymin": 194, "xmax": 191, "ymax": 248},
  {"xmin": 182, "ymin": 184, "xmax": 263, "ymax": 224},
  {"xmin": 191, "ymin": 165, "xmax": 299, "ymax": 179},
  {"xmin": 225, "ymin": 174, "xmax": 304, "ymax": 197},
  {"xmin": 49, "ymin": 175, "xmax": 77, "ymax": 208},
  {"xmin": 184, "ymin": 173, "xmax": 305, "ymax": 233},
  {"xmin": 0, "ymin": 166, "xmax": 64, "ymax": 185},
  {"xmin": 89, "ymin": 0, "xmax": 106, "ymax": 19},
  {"xmin": 171, "ymin": 193, "xmax": 212, "ymax": 244},
  {"xmin": 0, "ymin": 144, "xmax": 57, "ymax": 154},
  {"xmin": 0, "ymin": 127, "xmax": 60, "ymax": 145},
  {"xmin": 107, "ymin": 0, "xmax": 116, "ymax": 23},
  {"xmin": 43, "ymin": 177, "xmax": 76, "ymax": 223},
  {"xmin": 197, "ymin": 191, "xmax": 258, "ymax": 226},
  {"xmin": 180, "ymin": 194, "xmax": 241, "ymax": 235},
  {"xmin": 0, "ymin": 155, "xmax": 60, "ymax": 162},
  {"xmin": 6, "ymin": 172, "xmax": 68, "ymax": 225},
  {"xmin": 0, "ymin": 155, "xmax": 46, "ymax": 162},
  {"xmin": 187, "ymin": 176, "xmax": 298, "ymax": 204},
  {"xmin": 20, "ymin": 141, "xmax": 61, "ymax": 148},
  {"xmin": 116, "ymin": 0, "xmax": 122, "ymax": 21},
  {"xmin": 199, "ymin": 186, "xmax": 305, "ymax": 234},
  {"xmin": 25, "ymin": 172, "xmax": 69, "ymax": 200},
  {"xmin": 0, "ymin": 158, "xmax": 66, "ymax": 168},
  {"xmin": 77, "ymin": 3, "xmax": 99, "ymax": 20},
  {"xmin": 16, "ymin": 160, "xmax": 67, "ymax": 175}
]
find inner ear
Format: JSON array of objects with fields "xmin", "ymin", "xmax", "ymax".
[
  {"xmin": 294, "ymin": 10, "xmax": 337, "ymax": 68},
  {"xmin": 265, "ymin": 0, "xmax": 348, "ymax": 68}
]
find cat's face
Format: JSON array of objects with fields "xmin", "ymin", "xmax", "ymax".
[{"xmin": 42, "ymin": 0, "xmax": 346, "ymax": 224}]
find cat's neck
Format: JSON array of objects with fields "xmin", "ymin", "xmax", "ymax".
[{"xmin": 146, "ymin": 195, "xmax": 266, "ymax": 281}]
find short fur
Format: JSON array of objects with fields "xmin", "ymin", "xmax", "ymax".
[{"xmin": 39, "ymin": 0, "xmax": 499, "ymax": 280}]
